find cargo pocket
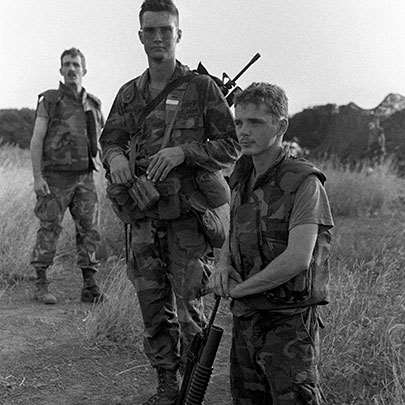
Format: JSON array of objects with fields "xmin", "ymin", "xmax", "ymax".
[{"xmin": 172, "ymin": 216, "xmax": 206, "ymax": 257}]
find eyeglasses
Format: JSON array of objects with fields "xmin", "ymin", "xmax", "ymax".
[{"xmin": 140, "ymin": 26, "xmax": 176, "ymax": 39}]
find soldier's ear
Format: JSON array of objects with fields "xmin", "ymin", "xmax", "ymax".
[
  {"xmin": 139, "ymin": 30, "xmax": 145, "ymax": 45},
  {"xmin": 176, "ymin": 28, "xmax": 182, "ymax": 43},
  {"xmin": 278, "ymin": 118, "xmax": 289, "ymax": 138},
  {"xmin": 83, "ymin": 68, "xmax": 87, "ymax": 76}
]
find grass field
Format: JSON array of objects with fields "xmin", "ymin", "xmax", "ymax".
[{"xmin": 1, "ymin": 144, "xmax": 404, "ymax": 404}]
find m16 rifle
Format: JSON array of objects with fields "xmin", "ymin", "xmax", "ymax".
[
  {"xmin": 176, "ymin": 296, "xmax": 222, "ymax": 405},
  {"xmin": 196, "ymin": 52, "xmax": 261, "ymax": 106}
]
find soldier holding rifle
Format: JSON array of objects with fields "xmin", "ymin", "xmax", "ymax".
[{"xmin": 209, "ymin": 82, "xmax": 334, "ymax": 404}]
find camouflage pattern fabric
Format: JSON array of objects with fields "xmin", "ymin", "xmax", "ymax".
[
  {"xmin": 38, "ymin": 82, "xmax": 103, "ymax": 173},
  {"xmin": 100, "ymin": 61, "xmax": 239, "ymax": 173},
  {"xmin": 127, "ymin": 214, "xmax": 212, "ymax": 370},
  {"xmin": 31, "ymin": 172, "xmax": 100, "ymax": 271},
  {"xmin": 100, "ymin": 61, "xmax": 238, "ymax": 371},
  {"xmin": 229, "ymin": 152, "xmax": 332, "ymax": 315},
  {"xmin": 230, "ymin": 307, "xmax": 324, "ymax": 405}
]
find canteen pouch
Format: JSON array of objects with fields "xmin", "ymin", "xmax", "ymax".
[
  {"xmin": 128, "ymin": 175, "xmax": 160, "ymax": 211},
  {"xmin": 187, "ymin": 191, "xmax": 226, "ymax": 248},
  {"xmin": 194, "ymin": 170, "xmax": 230, "ymax": 208},
  {"xmin": 156, "ymin": 176, "xmax": 182, "ymax": 220}
]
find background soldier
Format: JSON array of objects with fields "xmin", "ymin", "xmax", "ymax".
[
  {"xmin": 209, "ymin": 82, "xmax": 334, "ymax": 404},
  {"xmin": 100, "ymin": 0, "xmax": 239, "ymax": 403},
  {"xmin": 30, "ymin": 48, "xmax": 104, "ymax": 305},
  {"xmin": 366, "ymin": 116, "xmax": 386, "ymax": 166}
]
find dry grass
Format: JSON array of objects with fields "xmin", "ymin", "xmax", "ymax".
[
  {"xmin": 0, "ymin": 146, "xmax": 38, "ymax": 283},
  {"xmin": 321, "ymin": 214, "xmax": 405, "ymax": 404},
  {"xmin": 318, "ymin": 158, "xmax": 400, "ymax": 217},
  {"xmin": 1, "ymin": 144, "xmax": 404, "ymax": 403},
  {"xmin": 85, "ymin": 258, "xmax": 143, "ymax": 346}
]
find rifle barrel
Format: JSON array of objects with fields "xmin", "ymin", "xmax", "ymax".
[{"xmin": 230, "ymin": 53, "xmax": 261, "ymax": 84}]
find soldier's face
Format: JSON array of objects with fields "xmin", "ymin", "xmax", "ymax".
[
  {"xmin": 234, "ymin": 102, "xmax": 287, "ymax": 156},
  {"xmin": 60, "ymin": 55, "xmax": 86, "ymax": 87},
  {"xmin": 139, "ymin": 11, "xmax": 181, "ymax": 63}
]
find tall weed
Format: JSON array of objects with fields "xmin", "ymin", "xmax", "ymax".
[
  {"xmin": 85, "ymin": 258, "xmax": 143, "ymax": 346},
  {"xmin": 318, "ymin": 158, "xmax": 401, "ymax": 217}
]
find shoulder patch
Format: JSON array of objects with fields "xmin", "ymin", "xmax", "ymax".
[{"xmin": 277, "ymin": 159, "xmax": 326, "ymax": 193}]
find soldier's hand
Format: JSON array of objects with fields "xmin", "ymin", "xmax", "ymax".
[
  {"xmin": 208, "ymin": 263, "xmax": 242, "ymax": 298},
  {"xmin": 147, "ymin": 146, "xmax": 185, "ymax": 183},
  {"xmin": 34, "ymin": 176, "xmax": 50, "ymax": 196},
  {"xmin": 110, "ymin": 154, "xmax": 133, "ymax": 184}
]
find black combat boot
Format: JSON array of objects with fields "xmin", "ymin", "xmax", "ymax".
[
  {"xmin": 80, "ymin": 268, "xmax": 104, "ymax": 303},
  {"xmin": 143, "ymin": 367, "xmax": 179, "ymax": 405},
  {"xmin": 34, "ymin": 268, "xmax": 57, "ymax": 305}
]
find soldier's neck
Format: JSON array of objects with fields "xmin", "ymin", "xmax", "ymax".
[
  {"xmin": 252, "ymin": 146, "xmax": 283, "ymax": 177},
  {"xmin": 64, "ymin": 82, "xmax": 82, "ymax": 98},
  {"xmin": 148, "ymin": 58, "xmax": 176, "ymax": 90}
]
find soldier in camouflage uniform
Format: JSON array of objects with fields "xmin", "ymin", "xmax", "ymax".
[
  {"xmin": 100, "ymin": 1, "xmax": 238, "ymax": 404},
  {"xmin": 366, "ymin": 116, "xmax": 386, "ymax": 166},
  {"xmin": 30, "ymin": 48, "xmax": 104, "ymax": 305},
  {"xmin": 209, "ymin": 83, "xmax": 334, "ymax": 404}
]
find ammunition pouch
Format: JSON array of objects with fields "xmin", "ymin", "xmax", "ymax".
[
  {"xmin": 156, "ymin": 176, "xmax": 182, "ymax": 220},
  {"xmin": 128, "ymin": 175, "xmax": 160, "ymax": 211},
  {"xmin": 106, "ymin": 183, "xmax": 148, "ymax": 223}
]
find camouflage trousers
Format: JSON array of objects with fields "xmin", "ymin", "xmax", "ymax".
[
  {"xmin": 230, "ymin": 307, "xmax": 324, "ymax": 405},
  {"xmin": 31, "ymin": 172, "xmax": 100, "ymax": 272},
  {"xmin": 127, "ymin": 213, "xmax": 212, "ymax": 370}
]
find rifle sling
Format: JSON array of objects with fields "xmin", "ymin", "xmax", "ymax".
[{"xmin": 129, "ymin": 73, "xmax": 196, "ymax": 177}]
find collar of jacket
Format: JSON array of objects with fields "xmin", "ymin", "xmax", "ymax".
[
  {"xmin": 230, "ymin": 149, "xmax": 288, "ymax": 191},
  {"xmin": 58, "ymin": 81, "xmax": 87, "ymax": 104},
  {"xmin": 136, "ymin": 60, "xmax": 191, "ymax": 97}
]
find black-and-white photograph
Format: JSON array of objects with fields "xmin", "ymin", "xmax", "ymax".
[{"xmin": 0, "ymin": 1, "xmax": 404, "ymax": 404}]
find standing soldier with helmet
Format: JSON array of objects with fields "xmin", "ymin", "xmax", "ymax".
[
  {"xmin": 30, "ymin": 47, "xmax": 104, "ymax": 305},
  {"xmin": 209, "ymin": 82, "xmax": 334, "ymax": 405},
  {"xmin": 366, "ymin": 115, "xmax": 386, "ymax": 166},
  {"xmin": 100, "ymin": 0, "xmax": 239, "ymax": 403}
]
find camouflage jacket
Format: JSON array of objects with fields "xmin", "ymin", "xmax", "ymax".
[
  {"xmin": 100, "ymin": 61, "xmax": 239, "ymax": 174},
  {"xmin": 229, "ymin": 151, "xmax": 332, "ymax": 313},
  {"xmin": 38, "ymin": 82, "xmax": 103, "ymax": 172}
]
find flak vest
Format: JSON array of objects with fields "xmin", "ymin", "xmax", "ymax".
[
  {"xmin": 39, "ymin": 88, "xmax": 101, "ymax": 172},
  {"xmin": 229, "ymin": 153, "xmax": 332, "ymax": 312}
]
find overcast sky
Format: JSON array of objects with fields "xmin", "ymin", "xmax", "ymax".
[{"xmin": 0, "ymin": 0, "xmax": 404, "ymax": 115}]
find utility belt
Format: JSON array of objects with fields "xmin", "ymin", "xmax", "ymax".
[{"xmin": 106, "ymin": 169, "xmax": 230, "ymax": 248}]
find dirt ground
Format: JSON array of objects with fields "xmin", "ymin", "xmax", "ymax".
[{"xmin": 0, "ymin": 261, "xmax": 233, "ymax": 405}]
